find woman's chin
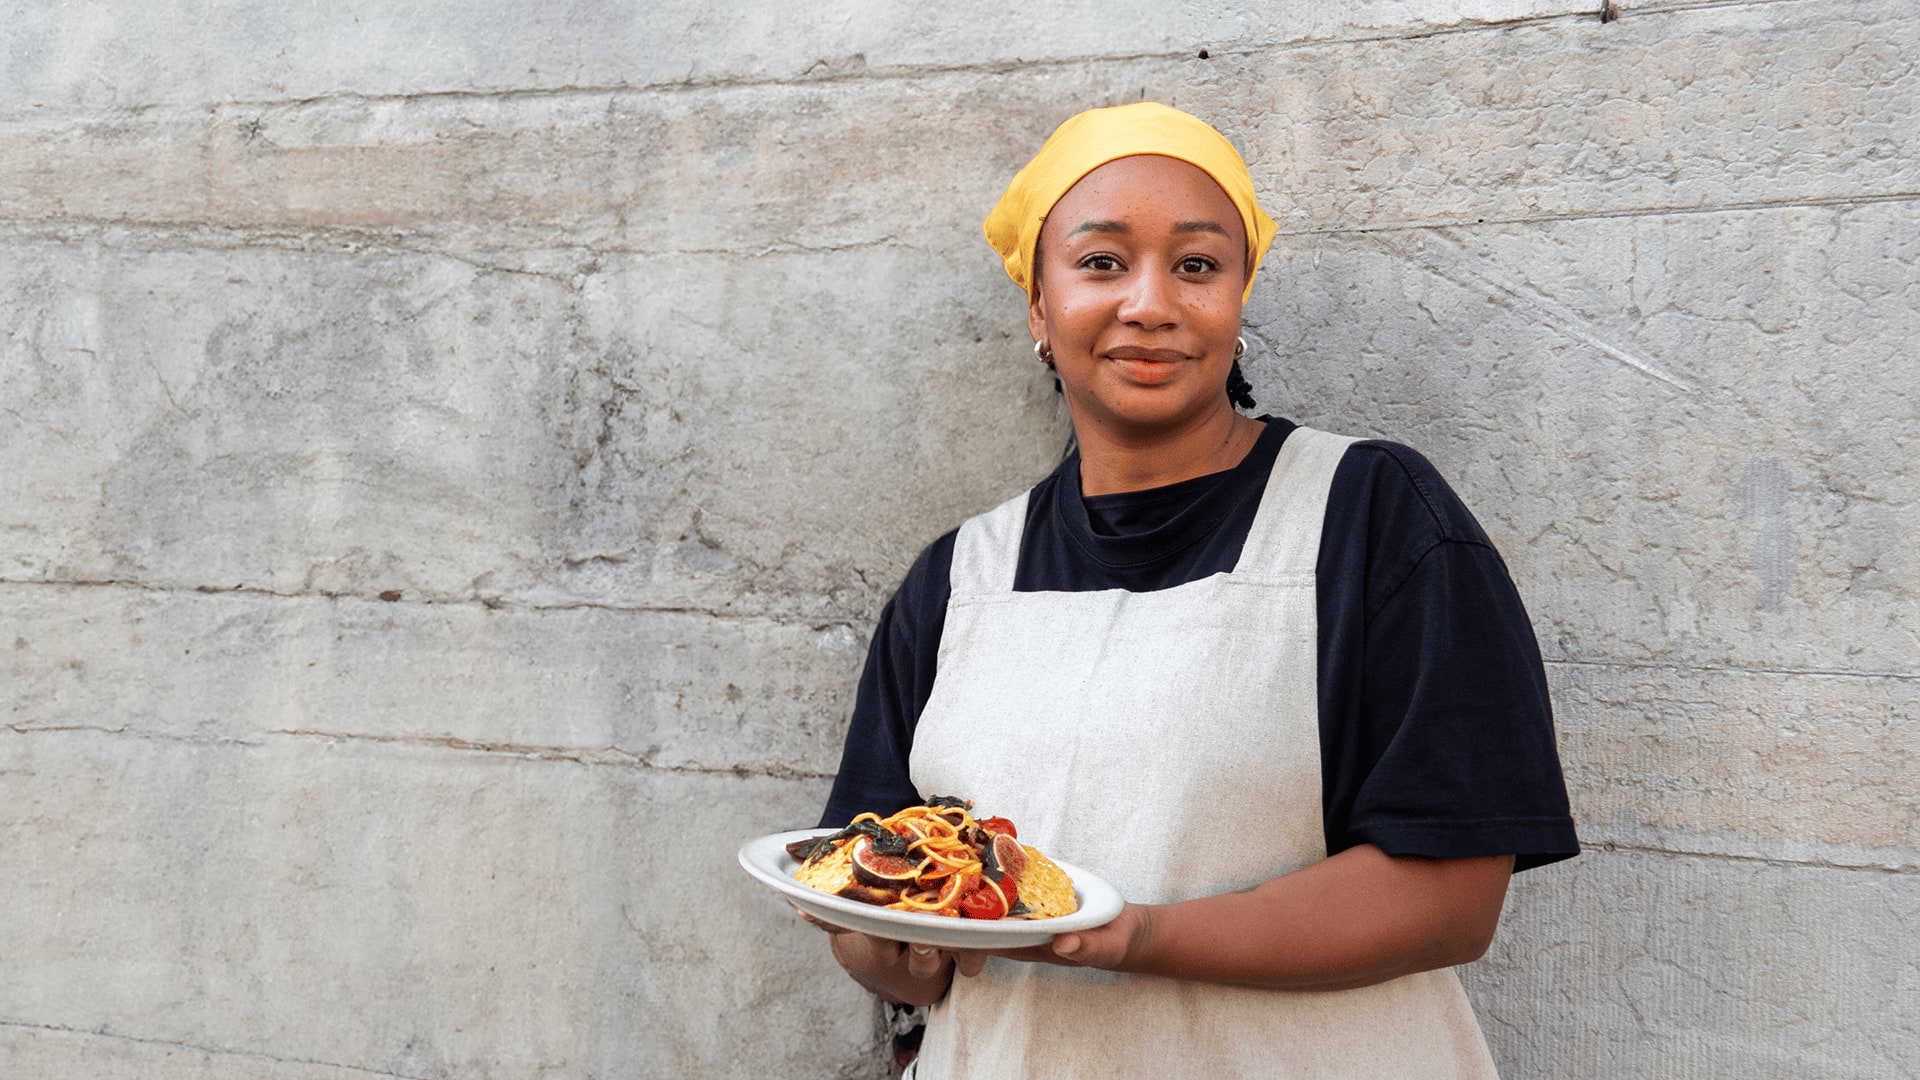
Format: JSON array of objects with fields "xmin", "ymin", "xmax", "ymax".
[{"xmin": 1071, "ymin": 384, "xmax": 1225, "ymax": 432}]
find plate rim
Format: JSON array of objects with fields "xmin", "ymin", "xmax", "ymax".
[{"xmin": 739, "ymin": 827, "xmax": 1123, "ymax": 942}]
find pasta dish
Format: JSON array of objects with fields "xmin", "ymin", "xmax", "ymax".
[{"xmin": 788, "ymin": 797, "xmax": 1077, "ymax": 920}]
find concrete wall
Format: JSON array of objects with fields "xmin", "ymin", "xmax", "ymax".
[{"xmin": 2, "ymin": 2, "xmax": 1913, "ymax": 1077}]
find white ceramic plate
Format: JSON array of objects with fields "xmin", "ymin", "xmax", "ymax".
[{"xmin": 740, "ymin": 828, "xmax": 1124, "ymax": 949}]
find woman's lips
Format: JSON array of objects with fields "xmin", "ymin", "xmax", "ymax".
[{"xmin": 1106, "ymin": 351, "xmax": 1187, "ymax": 385}]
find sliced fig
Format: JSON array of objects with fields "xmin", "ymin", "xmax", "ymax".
[
  {"xmin": 850, "ymin": 836, "xmax": 921, "ymax": 888},
  {"xmin": 837, "ymin": 882, "xmax": 901, "ymax": 905},
  {"xmin": 991, "ymin": 833, "xmax": 1028, "ymax": 881}
]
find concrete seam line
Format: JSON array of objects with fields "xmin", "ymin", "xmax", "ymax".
[
  {"xmin": 0, "ymin": 580, "xmax": 1907, "ymax": 683},
  {"xmin": 0, "ymin": 18, "xmax": 1574, "ymax": 119},
  {"xmin": 1589, "ymin": 841, "xmax": 1920, "ymax": 876},
  {"xmin": 0, "ymin": 576, "xmax": 861, "ymax": 633},
  {"xmin": 5, "ymin": 193, "xmax": 1914, "ymax": 262},
  {"xmin": 0, "ymin": 1019, "xmax": 434, "ymax": 1080},
  {"xmin": 1541, "ymin": 657, "xmax": 1920, "ymax": 682},
  {"xmin": 0, "ymin": 723, "xmax": 836, "ymax": 781},
  {"xmin": 264, "ymin": 727, "xmax": 836, "ymax": 779},
  {"xmin": 1631, "ymin": 0, "xmax": 1821, "ymax": 15},
  {"xmin": 3, "ymin": 723, "xmax": 264, "ymax": 747},
  {"xmin": 1275, "ymin": 190, "xmax": 1920, "ymax": 237},
  {"xmin": 0, "ymin": 0, "xmax": 1841, "ymax": 122}
]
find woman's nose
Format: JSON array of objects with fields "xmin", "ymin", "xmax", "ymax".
[{"xmin": 1116, "ymin": 269, "xmax": 1179, "ymax": 330}]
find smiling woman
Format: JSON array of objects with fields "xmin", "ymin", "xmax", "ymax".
[
  {"xmin": 1026, "ymin": 154, "xmax": 1258, "ymax": 491},
  {"xmin": 804, "ymin": 102, "xmax": 1578, "ymax": 1079}
]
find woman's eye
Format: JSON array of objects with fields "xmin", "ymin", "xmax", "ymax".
[
  {"xmin": 1178, "ymin": 256, "xmax": 1219, "ymax": 274},
  {"xmin": 1081, "ymin": 254, "xmax": 1123, "ymax": 272}
]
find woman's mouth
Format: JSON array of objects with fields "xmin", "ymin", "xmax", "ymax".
[{"xmin": 1105, "ymin": 349, "xmax": 1188, "ymax": 384}]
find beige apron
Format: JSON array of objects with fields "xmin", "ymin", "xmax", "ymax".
[{"xmin": 907, "ymin": 426, "xmax": 1498, "ymax": 1079}]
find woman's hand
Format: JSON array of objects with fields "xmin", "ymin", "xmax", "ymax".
[
  {"xmin": 794, "ymin": 906, "xmax": 958, "ymax": 1006},
  {"xmin": 930, "ymin": 903, "xmax": 1157, "ymax": 974},
  {"xmin": 1040, "ymin": 902, "xmax": 1157, "ymax": 968},
  {"xmin": 797, "ymin": 903, "xmax": 1155, "ymax": 1001},
  {"xmin": 848, "ymin": 903, "xmax": 1154, "ymax": 987}
]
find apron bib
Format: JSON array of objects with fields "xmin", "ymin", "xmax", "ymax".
[{"xmin": 907, "ymin": 426, "xmax": 1498, "ymax": 1079}]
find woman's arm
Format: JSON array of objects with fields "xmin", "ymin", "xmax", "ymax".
[
  {"xmin": 811, "ymin": 843, "xmax": 1511, "ymax": 1002},
  {"xmin": 1037, "ymin": 844, "xmax": 1513, "ymax": 990}
]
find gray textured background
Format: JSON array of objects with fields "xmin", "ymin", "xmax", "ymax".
[{"xmin": 2, "ymin": 1, "xmax": 1915, "ymax": 1077}]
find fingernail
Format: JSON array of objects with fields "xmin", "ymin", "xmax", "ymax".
[
  {"xmin": 911, "ymin": 945, "xmax": 933, "ymax": 955},
  {"xmin": 1053, "ymin": 936, "xmax": 1080, "ymax": 956}
]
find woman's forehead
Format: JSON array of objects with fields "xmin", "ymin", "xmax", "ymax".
[{"xmin": 1042, "ymin": 154, "xmax": 1245, "ymax": 242}]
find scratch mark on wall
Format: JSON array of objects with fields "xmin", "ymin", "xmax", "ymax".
[
  {"xmin": 0, "ymin": 1018, "xmax": 433, "ymax": 1080},
  {"xmin": 1366, "ymin": 229, "xmax": 1696, "ymax": 391}
]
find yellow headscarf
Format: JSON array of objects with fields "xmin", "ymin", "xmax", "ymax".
[{"xmin": 983, "ymin": 102, "xmax": 1277, "ymax": 304}]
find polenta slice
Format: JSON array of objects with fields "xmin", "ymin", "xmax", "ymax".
[
  {"xmin": 792, "ymin": 837, "xmax": 857, "ymax": 895},
  {"xmin": 1015, "ymin": 844, "xmax": 1078, "ymax": 919}
]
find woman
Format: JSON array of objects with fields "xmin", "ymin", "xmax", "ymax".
[{"xmin": 808, "ymin": 102, "xmax": 1577, "ymax": 1078}]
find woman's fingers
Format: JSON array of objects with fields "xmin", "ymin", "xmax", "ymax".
[
  {"xmin": 903, "ymin": 944, "xmax": 994, "ymax": 978},
  {"xmin": 951, "ymin": 949, "xmax": 990, "ymax": 977},
  {"xmin": 1046, "ymin": 903, "xmax": 1152, "ymax": 968},
  {"xmin": 906, "ymin": 944, "xmax": 949, "ymax": 980}
]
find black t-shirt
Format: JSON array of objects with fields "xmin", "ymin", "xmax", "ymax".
[{"xmin": 819, "ymin": 417, "xmax": 1579, "ymax": 872}]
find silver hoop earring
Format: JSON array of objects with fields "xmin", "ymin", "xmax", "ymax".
[
  {"xmin": 1033, "ymin": 339, "xmax": 1054, "ymax": 365},
  {"xmin": 1233, "ymin": 336, "xmax": 1247, "ymax": 360}
]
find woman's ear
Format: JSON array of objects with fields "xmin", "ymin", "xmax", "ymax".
[{"xmin": 1026, "ymin": 287, "xmax": 1047, "ymax": 348}]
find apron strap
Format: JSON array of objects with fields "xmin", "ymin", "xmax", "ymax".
[
  {"xmin": 949, "ymin": 489, "xmax": 1030, "ymax": 598},
  {"xmin": 1232, "ymin": 426, "xmax": 1359, "ymax": 580}
]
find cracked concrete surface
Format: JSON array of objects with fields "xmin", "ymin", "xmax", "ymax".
[
  {"xmin": 1465, "ymin": 848, "xmax": 1920, "ymax": 1077},
  {"xmin": 2, "ymin": 0, "xmax": 1914, "ymax": 1076},
  {"xmin": 2, "ymin": 3, "xmax": 1914, "ymax": 257},
  {"xmin": 0, "ymin": 734, "xmax": 878, "ymax": 1078}
]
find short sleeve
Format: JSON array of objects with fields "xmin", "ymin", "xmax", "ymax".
[
  {"xmin": 1317, "ymin": 442, "xmax": 1578, "ymax": 873},
  {"xmin": 815, "ymin": 532, "xmax": 956, "ymax": 828},
  {"xmin": 1343, "ymin": 541, "xmax": 1577, "ymax": 870}
]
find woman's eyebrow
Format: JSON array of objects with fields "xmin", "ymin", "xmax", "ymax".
[{"xmin": 1066, "ymin": 219, "xmax": 1230, "ymax": 236}]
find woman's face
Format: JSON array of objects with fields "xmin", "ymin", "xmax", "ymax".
[{"xmin": 1028, "ymin": 154, "xmax": 1248, "ymax": 434}]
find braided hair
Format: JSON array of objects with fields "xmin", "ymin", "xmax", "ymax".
[{"xmin": 1226, "ymin": 357, "xmax": 1257, "ymax": 411}]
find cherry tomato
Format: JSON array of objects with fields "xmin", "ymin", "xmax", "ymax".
[
  {"xmin": 977, "ymin": 816, "xmax": 1018, "ymax": 839},
  {"xmin": 958, "ymin": 876, "xmax": 1019, "ymax": 920}
]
